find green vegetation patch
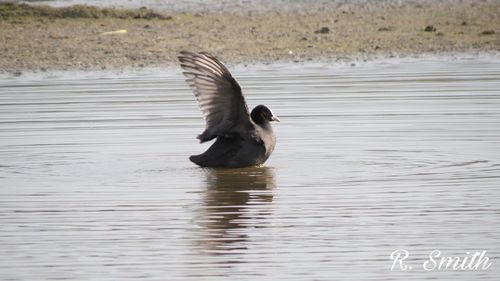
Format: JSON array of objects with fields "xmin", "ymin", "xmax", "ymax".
[{"xmin": 0, "ymin": 3, "xmax": 171, "ymax": 20}]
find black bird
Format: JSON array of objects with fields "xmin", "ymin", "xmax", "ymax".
[{"xmin": 178, "ymin": 51, "xmax": 279, "ymax": 168}]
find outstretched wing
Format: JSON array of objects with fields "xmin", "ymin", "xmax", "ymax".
[{"xmin": 179, "ymin": 51, "xmax": 251, "ymax": 142}]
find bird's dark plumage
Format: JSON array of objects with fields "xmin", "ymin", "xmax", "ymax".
[{"xmin": 178, "ymin": 51, "xmax": 279, "ymax": 168}]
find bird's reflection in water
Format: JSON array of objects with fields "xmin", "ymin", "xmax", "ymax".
[{"xmin": 197, "ymin": 166, "xmax": 275, "ymax": 256}]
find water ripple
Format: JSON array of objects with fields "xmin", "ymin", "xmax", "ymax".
[{"xmin": 1, "ymin": 58, "xmax": 500, "ymax": 280}]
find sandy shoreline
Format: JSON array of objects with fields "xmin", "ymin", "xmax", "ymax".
[{"xmin": 1, "ymin": 2, "xmax": 499, "ymax": 73}]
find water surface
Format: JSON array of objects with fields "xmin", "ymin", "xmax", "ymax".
[
  {"xmin": 1, "ymin": 57, "xmax": 500, "ymax": 280},
  {"xmin": 19, "ymin": 0, "xmax": 453, "ymax": 13}
]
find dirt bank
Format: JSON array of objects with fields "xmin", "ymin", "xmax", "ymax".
[{"xmin": 0, "ymin": 2, "xmax": 499, "ymax": 73}]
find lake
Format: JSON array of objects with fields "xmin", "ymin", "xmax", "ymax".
[{"xmin": 1, "ymin": 56, "xmax": 500, "ymax": 280}]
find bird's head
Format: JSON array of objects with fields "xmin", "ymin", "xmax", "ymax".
[{"xmin": 251, "ymin": 105, "xmax": 280, "ymax": 125}]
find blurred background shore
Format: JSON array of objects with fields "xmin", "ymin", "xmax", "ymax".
[{"xmin": 0, "ymin": 0, "xmax": 499, "ymax": 73}]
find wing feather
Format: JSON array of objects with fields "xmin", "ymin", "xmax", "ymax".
[{"xmin": 179, "ymin": 51, "xmax": 251, "ymax": 142}]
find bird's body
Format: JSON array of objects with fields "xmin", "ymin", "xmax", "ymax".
[{"xmin": 178, "ymin": 51, "xmax": 279, "ymax": 168}]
